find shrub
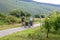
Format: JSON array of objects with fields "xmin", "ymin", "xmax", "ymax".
[
  {"xmin": 0, "ymin": 13, "xmax": 6, "ymax": 20},
  {"xmin": 34, "ymin": 14, "xmax": 40, "ymax": 18},
  {"xmin": 10, "ymin": 10, "xmax": 21, "ymax": 18},
  {"xmin": 5, "ymin": 16, "xmax": 19, "ymax": 24},
  {"xmin": 25, "ymin": 12, "xmax": 31, "ymax": 17},
  {"xmin": 20, "ymin": 11, "xmax": 25, "ymax": 16}
]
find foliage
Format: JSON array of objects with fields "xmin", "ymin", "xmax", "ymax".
[
  {"xmin": 20, "ymin": 11, "xmax": 25, "ymax": 16},
  {"xmin": 0, "ymin": 0, "xmax": 60, "ymax": 15},
  {"xmin": 0, "ymin": 13, "xmax": 6, "ymax": 20},
  {"xmin": 10, "ymin": 10, "xmax": 21, "ymax": 18},
  {"xmin": 0, "ymin": 12, "xmax": 21, "ymax": 25},
  {"xmin": 0, "ymin": 13, "xmax": 8, "ymax": 25},
  {"xmin": 53, "ymin": 13, "xmax": 60, "ymax": 32},
  {"xmin": 5, "ymin": 16, "xmax": 19, "ymax": 24},
  {"xmin": 44, "ymin": 17, "xmax": 52, "ymax": 38},
  {"xmin": 41, "ymin": 15, "xmax": 45, "ymax": 18},
  {"xmin": 25, "ymin": 12, "xmax": 31, "ymax": 17},
  {"xmin": 10, "ymin": 10, "xmax": 25, "ymax": 17},
  {"xmin": 43, "ymin": 11, "xmax": 60, "ymax": 38},
  {"xmin": 34, "ymin": 14, "xmax": 40, "ymax": 18}
]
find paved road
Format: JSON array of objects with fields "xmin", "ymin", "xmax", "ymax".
[{"xmin": 0, "ymin": 23, "xmax": 42, "ymax": 38}]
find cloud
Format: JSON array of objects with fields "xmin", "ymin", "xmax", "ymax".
[{"xmin": 33, "ymin": 0, "xmax": 60, "ymax": 4}]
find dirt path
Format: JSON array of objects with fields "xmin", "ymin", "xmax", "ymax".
[{"xmin": 0, "ymin": 23, "xmax": 41, "ymax": 38}]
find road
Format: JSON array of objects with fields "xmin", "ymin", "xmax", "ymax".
[{"xmin": 0, "ymin": 23, "xmax": 42, "ymax": 38}]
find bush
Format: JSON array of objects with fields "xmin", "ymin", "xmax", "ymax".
[
  {"xmin": 0, "ymin": 12, "xmax": 21, "ymax": 25},
  {"xmin": 0, "ymin": 13, "xmax": 8, "ymax": 25},
  {"xmin": 10, "ymin": 10, "xmax": 21, "ymax": 18},
  {"xmin": 43, "ymin": 11, "xmax": 60, "ymax": 38},
  {"xmin": 20, "ymin": 11, "xmax": 25, "ymax": 16},
  {"xmin": 25, "ymin": 12, "xmax": 31, "ymax": 17},
  {"xmin": 34, "ymin": 14, "xmax": 40, "ymax": 18},
  {"xmin": 41, "ymin": 15, "xmax": 45, "ymax": 18},
  {"xmin": 10, "ymin": 9, "xmax": 26, "ymax": 18},
  {"xmin": 0, "ymin": 13, "xmax": 6, "ymax": 20},
  {"xmin": 5, "ymin": 16, "xmax": 19, "ymax": 24},
  {"xmin": 44, "ymin": 17, "xmax": 52, "ymax": 38}
]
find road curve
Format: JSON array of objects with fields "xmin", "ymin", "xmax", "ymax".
[{"xmin": 0, "ymin": 23, "xmax": 42, "ymax": 38}]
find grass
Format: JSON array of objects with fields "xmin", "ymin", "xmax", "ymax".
[
  {"xmin": 0, "ymin": 26, "xmax": 60, "ymax": 40},
  {"xmin": 0, "ymin": 24, "xmax": 21, "ymax": 30},
  {"xmin": 34, "ymin": 18, "xmax": 45, "ymax": 23},
  {"xmin": 0, "ymin": 18, "xmax": 41, "ymax": 30}
]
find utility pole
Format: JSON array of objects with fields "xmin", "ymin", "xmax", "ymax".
[{"xmin": 40, "ymin": 15, "xmax": 42, "ymax": 40}]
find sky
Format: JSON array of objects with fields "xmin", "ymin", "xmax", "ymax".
[{"xmin": 33, "ymin": 0, "xmax": 60, "ymax": 4}]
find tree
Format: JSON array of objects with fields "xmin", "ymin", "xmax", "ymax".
[
  {"xmin": 34, "ymin": 14, "xmax": 40, "ymax": 18},
  {"xmin": 20, "ymin": 11, "xmax": 25, "ymax": 16},
  {"xmin": 49, "ymin": 11, "xmax": 60, "ymax": 33},
  {"xmin": 25, "ymin": 12, "xmax": 31, "ymax": 17},
  {"xmin": 43, "ymin": 11, "xmax": 60, "ymax": 38},
  {"xmin": 54, "ymin": 13, "xmax": 60, "ymax": 32},
  {"xmin": 44, "ymin": 17, "xmax": 51, "ymax": 38},
  {"xmin": 10, "ymin": 10, "xmax": 21, "ymax": 18},
  {"xmin": 41, "ymin": 15, "xmax": 45, "ymax": 18}
]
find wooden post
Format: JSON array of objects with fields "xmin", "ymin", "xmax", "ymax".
[{"xmin": 40, "ymin": 15, "xmax": 42, "ymax": 40}]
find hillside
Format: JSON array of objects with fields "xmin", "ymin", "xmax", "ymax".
[{"xmin": 0, "ymin": 0, "xmax": 60, "ymax": 15}]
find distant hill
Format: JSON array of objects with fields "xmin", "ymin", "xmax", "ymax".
[{"xmin": 0, "ymin": 0, "xmax": 60, "ymax": 15}]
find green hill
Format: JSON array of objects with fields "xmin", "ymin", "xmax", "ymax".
[{"xmin": 0, "ymin": 0, "xmax": 60, "ymax": 15}]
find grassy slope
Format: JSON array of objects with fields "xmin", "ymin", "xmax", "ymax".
[
  {"xmin": 0, "ymin": 0, "xmax": 60, "ymax": 14},
  {"xmin": 0, "ymin": 27, "xmax": 60, "ymax": 40}
]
